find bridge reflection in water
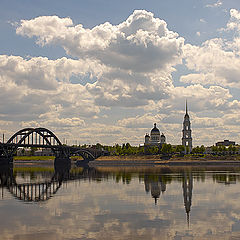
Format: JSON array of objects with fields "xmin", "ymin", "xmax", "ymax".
[{"xmin": 0, "ymin": 162, "xmax": 104, "ymax": 202}]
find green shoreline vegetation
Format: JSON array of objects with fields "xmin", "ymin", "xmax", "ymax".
[
  {"xmin": 14, "ymin": 156, "xmax": 55, "ymax": 161},
  {"xmin": 13, "ymin": 143, "xmax": 240, "ymax": 162},
  {"xmin": 13, "ymin": 154, "xmax": 240, "ymax": 162}
]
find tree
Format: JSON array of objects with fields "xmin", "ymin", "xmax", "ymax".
[
  {"xmin": 216, "ymin": 145, "xmax": 226, "ymax": 155},
  {"xmin": 145, "ymin": 146, "xmax": 159, "ymax": 155},
  {"xmin": 211, "ymin": 146, "xmax": 218, "ymax": 154},
  {"xmin": 192, "ymin": 146, "xmax": 200, "ymax": 155},
  {"xmin": 115, "ymin": 144, "xmax": 122, "ymax": 155},
  {"xmin": 200, "ymin": 145, "xmax": 205, "ymax": 154},
  {"xmin": 175, "ymin": 145, "xmax": 185, "ymax": 153},
  {"xmin": 232, "ymin": 146, "xmax": 237, "ymax": 154},
  {"xmin": 96, "ymin": 143, "xmax": 103, "ymax": 149},
  {"xmin": 192, "ymin": 145, "xmax": 205, "ymax": 155},
  {"xmin": 126, "ymin": 143, "xmax": 131, "ymax": 149},
  {"xmin": 228, "ymin": 145, "xmax": 237, "ymax": 155},
  {"xmin": 161, "ymin": 144, "xmax": 173, "ymax": 155}
]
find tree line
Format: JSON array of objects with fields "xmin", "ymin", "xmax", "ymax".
[
  {"xmin": 96, "ymin": 143, "xmax": 186, "ymax": 156},
  {"xmin": 17, "ymin": 143, "xmax": 239, "ymax": 157}
]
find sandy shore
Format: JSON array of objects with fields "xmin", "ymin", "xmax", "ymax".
[
  {"xmin": 90, "ymin": 155, "xmax": 240, "ymax": 167},
  {"xmin": 89, "ymin": 160, "xmax": 240, "ymax": 167},
  {"xmin": 11, "ymin": 155, "xmax": 240, "ymax": 167}
]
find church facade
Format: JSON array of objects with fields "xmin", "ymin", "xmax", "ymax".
[{"xmin": 144, "ymin": 123, "xmax": 166, "ymax": 148}]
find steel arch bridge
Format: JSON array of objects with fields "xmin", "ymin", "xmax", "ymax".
[{"xmin": 0, "ymin": 127, "xmax": 102, "ymax": 164}]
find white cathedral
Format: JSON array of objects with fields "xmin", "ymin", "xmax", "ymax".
[{"xmin": 144, "ymin": 123, "xmax": 166, "ymax": 147}]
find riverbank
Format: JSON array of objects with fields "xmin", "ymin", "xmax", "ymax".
[
  {"xmin": 89, "ymin": 154, "xmax": 240, "ymax": 167},
  {"xmin": 10, "ymin": 154, "xmax": 240, "ymax": 167}
]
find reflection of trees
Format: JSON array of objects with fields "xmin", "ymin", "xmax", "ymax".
[
  {"xmin": 213, "ymin": 173, "xmax": 239, "ymax": 185},
  {"xmin": 115, "ymin": 172, "xmax": 132, "ymax": 184}
]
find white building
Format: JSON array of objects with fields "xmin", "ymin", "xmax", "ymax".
[{"xmin": 144, "ymin": 123, "xmax": 166, "ymax": 147}]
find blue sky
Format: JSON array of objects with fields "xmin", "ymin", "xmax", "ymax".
[
  {"xmin": 1, "ymin": 0, "xmax": 237, "ymax": 54},
  {"xmin": 0, "ymin": 0, "xmax": 240, "ymax": 146}
]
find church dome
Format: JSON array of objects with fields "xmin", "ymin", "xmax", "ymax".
[{"xmin": 151, "ymin": 123, "xmax": 160, "ymax": 134}]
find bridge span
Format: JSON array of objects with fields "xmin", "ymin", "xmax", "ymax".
[{"xmin": 0, "ymin": 127, "xmax": 105, "ymax": 165}]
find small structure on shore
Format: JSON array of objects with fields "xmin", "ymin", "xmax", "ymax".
[{"xmin": 216, "ymin": 140, "xmax": 235, "ymax": 146}]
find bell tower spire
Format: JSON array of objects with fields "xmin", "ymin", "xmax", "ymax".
[
  {"xmin": 182, "ymin": 101, "xmax": 192, "ymax": 153},
  {"xmin": 186, "ymin": 99, "xmax": 188, "ymax": 115}
]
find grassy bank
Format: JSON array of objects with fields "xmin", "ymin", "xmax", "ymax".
[
  {"xmin": 14, "ymin": 156, "xmax": 55, "ymax": 161},
  {"xmin": 14, "ymin": 155, "xmax": 84, "ymax": 161},
  {"xmin": 97, "ymin": 155, "xmax": 161, "ymax": 161},
  {"xmin": 13, "ymin": 154, "xmax": 240, "ymax": 162},
  {"xmin": 97, "ymin": 154, "xmax": 240, "ymax": 161}
]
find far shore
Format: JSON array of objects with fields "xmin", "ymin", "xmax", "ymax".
[
  {"xmin": 10, "ymin": 154, "xmax": 240, "ymax": 167},
  {"xmin": 90, "ymin": 155, "xmax": 240, "ymax": 167}
]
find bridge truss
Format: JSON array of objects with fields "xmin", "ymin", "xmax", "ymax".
[{"xmin": 0, "ymin": 127, "xmax": 104, "ymax": 164}]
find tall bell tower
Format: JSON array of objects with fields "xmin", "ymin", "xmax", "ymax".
[{"xmin": 182, "ymin": 100, "xmax": 192, "ymax": 153}]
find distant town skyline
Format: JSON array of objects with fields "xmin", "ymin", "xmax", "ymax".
[{"xmin": 0, "ymin": 0, "xmax": 240, "ymax": 146}]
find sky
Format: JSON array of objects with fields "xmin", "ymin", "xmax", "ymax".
[{"xmin": 0, "ymin": 0, "xmax": 240, "ymax": 146}]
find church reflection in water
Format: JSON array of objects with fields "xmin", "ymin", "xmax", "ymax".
[
  {"xmin": 144, "ymin": 174, "xmax": 166, "ymax": 205},
  {"xmin": 1, "ymin": 163, "xmax": 239, "ymax": 227},
  {"xmin": 143, "ymin": 172, "xmax": 192, "ymax": 225}
]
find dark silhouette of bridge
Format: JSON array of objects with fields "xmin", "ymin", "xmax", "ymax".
[
  {"xmin": 0, "ymin": 165, "xmax": 104, "ymax": 202},
  {"xmin": 0, "ymin": 127, "xmax": 105, "ymax": 165}
]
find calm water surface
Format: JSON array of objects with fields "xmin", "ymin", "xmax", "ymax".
[{"xmin": 1, "ymin": 165, "xmax": 240, "ymax": 240}]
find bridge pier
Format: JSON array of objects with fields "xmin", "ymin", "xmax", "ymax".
[
  {"xmin": 75, "ymin": 160, "xmax": 90, "ymax": 167},
  {"xmin": 0, "ymin": 156, "xmax": 13, "ymax": 165},
  {"xmin": 54, "ymin": 157, "xmax": 71, "ymax": 167}
]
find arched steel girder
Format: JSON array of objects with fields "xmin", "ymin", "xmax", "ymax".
[
  {"xmin": 72, "ymin": 149, "xmax": 95, "ymax": 162},
  {"xmin": 7, "ymin": 127, "xmax": 62, "ymax": 146},
  {"xmin": 6, "ymin": 127, "xmax": 64, "ymax": 157}
]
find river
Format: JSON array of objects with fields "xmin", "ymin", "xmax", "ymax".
[{"xmin": 0, "ymin": 164, "xmax": 240, "ymax": 239}]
